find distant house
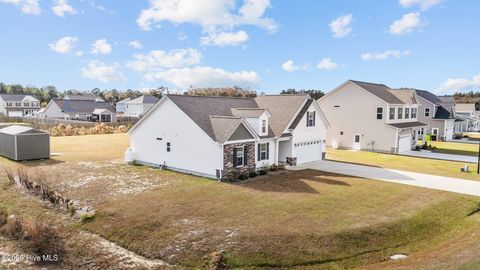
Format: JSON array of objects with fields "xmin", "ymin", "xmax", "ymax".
[
  {"xmin": 318, "ymin": 80, "xmax": 427, "ymax": 153},
  {"xmin": 0, "ymin": 94, "xmax": 41, "ymax": 117},
  {"xmin": 63, "ymin": 95, "xmax": 105, "ymax": 102},
  {"xmin": 115, "ymin": 97, "xmax": 131, "ymax": 113},
  {"xmin": 414, "ymin": 90, "xmax": 455, "ymax": 141},
  {"xmin": 41, "ymin": 96, "xmax": 116, "ymax": 122},
  {"xmin": 127, "ymin": 94, "xmax": 328, "ymax": 179},
  {"xmin": 454, "ymin": 103, "xmax": 480, "ymax": 131},
  {"xmin": 122, "ymin": 95, "xmax": 159, "ymax": 117}
]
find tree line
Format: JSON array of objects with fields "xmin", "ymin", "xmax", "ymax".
[
  {"xmin": 453, "ymin": 91, "xmax": 480, "ymax": 110},
  {"xmin": 0, "ymin": 82, "xmax": 326, "ymax": 106}
]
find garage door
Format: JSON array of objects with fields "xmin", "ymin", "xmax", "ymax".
[
  {"xmin": 398, "ymin": 135, "xmax": 411, "ymax": 153},
  {"xmin": 294, "ymin": 140, "xmax": 323, "ymax": 164},
  {"xmin": 8, "ymin": 111, "xmax": 22, "ymax": 117}
]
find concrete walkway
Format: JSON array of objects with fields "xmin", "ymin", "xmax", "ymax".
[
  {"xmin": 401, "ymin": 150, "xmax": 477, "ymax": 163},
  {"xmin": 290, "ymin": 160, "xmax": 480, "ymax": 197}
]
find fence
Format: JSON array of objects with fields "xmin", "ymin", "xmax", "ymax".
[{"xmin": 0, "ymin": 116, "xmax": 138, "ymax": 130}]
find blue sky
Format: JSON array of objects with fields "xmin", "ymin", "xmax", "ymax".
[{"xmin": 0, "ymin": 0, "xmax": 479, "ymax": 94}]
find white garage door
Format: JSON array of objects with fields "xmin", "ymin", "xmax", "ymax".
[
  {"xmin": 294, "ymin": 140, "xmax": 323, "ymax": 164},
  {"xmin": 398, "ymin": 135, "xmax": 411, "ymax": 153},
  {"xmin": 8, "ymin": 111, "xmax": 22, "ymax": 117}
]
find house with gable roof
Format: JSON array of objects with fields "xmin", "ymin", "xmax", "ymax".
[{"xmin": 127, "ymin": 94, "xmax": 329, "ymax": 179}]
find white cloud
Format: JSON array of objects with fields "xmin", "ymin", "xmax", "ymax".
[
  {"xmin": 136, "ymin": 0, "xmax": 278, "ymax": 33},
  {"xmin": 436, "ymin": 74, "xmax": 480, "ymax": 93},
  {"xmin": 389, "ymin": 12, "xmax": 424, "ymax": 35},
  {"xmin": 200, "ymin": 30, "xmax": 249, "ymax": 47},
  {"xmin": 52, "ymin": 0, "xmax": 76, "ymax": 17},
  {"xmin": 329, "ymin": 14, "xmax": 353, "ymax": 38},
  {"xmin": 75, "ymin": 51, "xmax": 83, "ymax": 57},
  {"xmin": 177, "ymin": 32, "xmax": 188, "ymax": 41},
  {"xmin": 91, "ymin": 39, "xmax": 112, "ymax": 55},
  {"xmin": 0, "ymin": 0, "xmax": 41, "ymax": 14},
  {"xmin": 361, "ymin": 50, "xmax": 411, "ymax": 61},
  {"xmin": 145, "ymin": 66, "xmax": 260, "ymax": 88},
  {"xmin": 399, "ymin": 0, "xmax": 444, "ymax": 10},
  {"xmin": 129, "ymin": 40, "xmax": 143, "ymax": 50},
  {"xmin": 127, "ymin": 48, "xmax": 202, "ymax": 72},
  {"xmin": 81, "ymin": 60, "xmax": 126, "ymax": 83},
  {"xmin": 281, "ymin": 60, "xmax": 299, "ymax": 72},
  {"xmin": 48, "ymin": 36, "xmax": 78, "ymax": 54},
  {"xmin": 317, "ymin": 58, "xmax": 339, "ymax": 70}
]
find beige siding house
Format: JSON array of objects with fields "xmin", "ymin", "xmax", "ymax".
[
  {"xmin": 318, "ymin": 80, "xmax": 426, "ymax": 153},
  {"xmin": 415, "ymin": 90, "xmax": 455, "ymax": 141}
]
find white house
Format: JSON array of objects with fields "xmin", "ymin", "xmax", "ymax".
[
  {"xmin": 454, "ymin": 103, "xmax": 480, "ymax": 131},
  {"xmin": 122, "ymin": 95, "xmax": 159, "ymax": 117},
  {"xmin": 127, "ymin": 94, "xmax": 329, "ymax": 180},
  {"xmin": 41, "ymin": 96, "xmax": 116, "ymax": 122},
  {"xmin": 0, "ymin": 94, "xmax": 41, "ymax": 117},
  {"xmin": 115, "ymin": 97, "xmax": 130, "ymax": 113},
  {"xmin": 318, "ymin": 80, "xmax": 427, "ymax": 153}
]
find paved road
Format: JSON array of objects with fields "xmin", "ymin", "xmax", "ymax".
[
  {"xmin": 290, "ymin": 160, "xmax": 480, "ymax": 197},
  {"xmin": 401, "ymin": 150, "xmax": 477, "ymax": 163}
]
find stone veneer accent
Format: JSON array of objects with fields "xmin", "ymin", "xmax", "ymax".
[{"xmin": 222, "ymin": 142, "xmax": 255, "ymax": 181}]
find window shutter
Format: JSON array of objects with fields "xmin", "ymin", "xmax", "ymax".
[
  {"xmin": 313, "ymin": 111, "xmax": 316, "ymax": 126},
  {"xmin": 266, "ymin": 143, "xmax": 270, "ymax": 159},
  {"xmin": 306, "ymin": 111, "xmax": 309, "ymax": 126},
  {"xmin": 244, "ymin": 145, "xmax": 248, "ymax": 165},
  {"xmin": 257, "ymin": 144, "xmax": 261, "ymax": 161},
  {"xmin": 233, "ymin": 148, "xmax": 237, "ymax": 167}
]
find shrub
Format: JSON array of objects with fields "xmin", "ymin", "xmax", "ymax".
[
  {"xmin": 0, "ymin": 208, "xmax": 8, "ymax": 226},
  {"xmin": 258, "ymin": 170, "xmax": 267, "ymax": 175},
  {"xmin": 22, "ymin": 220, "xmax": 65, "ymax": 261},
  {"xmin": 237, "ymin": 173, "xmax": 249, "ymax": 181},
  {"xmin": 80, "ymin": 213, "xmax": 95, "ymax": 223},
  {"xmin": 270, "ymin": 165, "xmax": 278, "ymax": 171},
  {"xmin": 248, "ymin": 171, "xmax": 257, "ymax": 178},
  {"xmin": 2, "ymin": 215, "xmax": 23, "ymax": 238}
]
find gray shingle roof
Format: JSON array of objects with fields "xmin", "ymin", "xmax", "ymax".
[
  {"xmin": 389, "ymin": 89, "xmax": 418, "ymax": 104},
  {"xmin": 129, "ymin": 95, "xmax": 160, "ymax": 104},
  {"xmin": 350, "ymin": 80, "xmax": 404, "ymax": 104},
  {"xmin": 387, "ymin": 121, "xmax": 427, "ymax": 128},
  {"xmin": 52, "ymin": 99, "xmax": 116, "ymax": 114},
  {"xmin": 415, "ymin": 90, "xmax": 442, "ymax": 105},
  {"xmin": 63, "ymin": 95, "xmax": 103, "ymax": 101},
  {"xmin": 166, "ymin": 94, "xmax": 310, "ymax": 142},
  {"xmin": 231, "ymin": 108, "xmax": 267, "ymax": 117},
  {"xmin": 255, "ymin": 94, "xmax": 309, "ymax": 137},
  {"xmin": 0, "ymin": 94, "xmax": 38, "ymax": 101}
]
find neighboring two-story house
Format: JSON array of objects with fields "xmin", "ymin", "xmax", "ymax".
[
  {"xmin": 454, "ymin": 103, "xmax": 480, "ymax": 131},
  {"xmin": 0, "ymin": 94, "xmax": 41, "ymax": 117},
  {"xmin": 414, "ymin": 90, "xmax": 455, "ymax": 141},
  {"xmin": 121, "ymin": 95, "xmax": 159, "ymax": 117},
  {"xmin": 318, "ymin": 80, "xmax": 426, "ymax": 153},
  {"xmin": 127, "ymin": 94, "xmax": 329, "ymax": 179}
]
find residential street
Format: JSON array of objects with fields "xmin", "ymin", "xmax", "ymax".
[{"xmin": 292, "ymin": 160, "xmax": 480, "ymax": 197}]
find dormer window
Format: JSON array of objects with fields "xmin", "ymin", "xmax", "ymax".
[
  {"xmin": 261, "ymin": 119, "xmax": 267, "ymax": 133},
  {"xmin": 411, "ymin": 108, "xmax": 417, "ymax": 118},
  {"xmin": 389, "ymin": 107, "xmax": 395, "ymax": 120},
  {"xmin": 405, "ymin": 107, "xmax": 409, "ymax": 119},
  {"xmin": 306, "ymin": 111, "xmax": 315, "ymax": 127},
  {"xmin": 398, "ymin": 108, "xmax": 403, "ymax": 119}
]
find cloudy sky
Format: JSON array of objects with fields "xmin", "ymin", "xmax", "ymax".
[{"xmin": 0, "ymin": 0, "xmax": 479, "ymax": 94}]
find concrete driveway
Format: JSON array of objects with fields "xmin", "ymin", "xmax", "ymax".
[
  {"xmin": 401, "ymin": 150, "xmax": 477, "ymax": 163},
  {"xmin": 290, "ymin": 160, "xmax": 480, "ymax": 197}
]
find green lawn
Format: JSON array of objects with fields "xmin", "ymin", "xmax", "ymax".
[
  {"xmin": 427, "ymin": 141, "xmax": 479, "ymax": 157},
  {"xmin": 327, "ymin": 148, "xmax": 480, "ymax": 181}
]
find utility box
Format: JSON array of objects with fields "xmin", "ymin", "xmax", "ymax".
[{"xmin": 0, "ymin": 125, "xmax": 50, "ymax": 161}]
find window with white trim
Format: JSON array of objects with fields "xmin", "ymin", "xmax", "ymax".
[
  {"xmin": 166, "ymin": 142, "xmax": 171, "ymax": 152},
  {"xmin": 389, "ymin": 107, "xmax": 395, "ymax": 120},
  {"xmin": 261, "ymin": 119, "xmax": 267, "ymax": 133},
  {"xmin": 259, "ymin": 143, "xmax": 268, "ymax": 160},
  {"xmin": 306, "ymin": 111, "xmax": 315, "ymax": 127},
  {"xmin": 398, "ymin": 108, "xmax": 403, "ymax": 119},
  {"xmin": 377, "ymin": 107, "xmax": 383, "ymax": 119},
  {"xmin": 235, "ymin": 147, "xmax": 244, "ymax": 167},
  {"xmin": 425, "ymin": 108, "xmax": 430, "ymax": 117},
  {"xmin": 405, "ymin": 107, "xmax": 410, "ymax": 119},
  {"xmin": 411, "ymin": 108, "xmax": 417, "ymax": 118}
]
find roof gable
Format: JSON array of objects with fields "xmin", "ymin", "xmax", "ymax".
[{"xmin": 350, "ymin": 80, "xmax": 404, "ymax": 104}]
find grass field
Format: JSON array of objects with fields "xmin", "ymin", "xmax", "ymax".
[
  {"xmin": 428, "ymin": 141, "xmax": 479, "ymax": 157},
  {"xmin": 2, "ymin": 134, "xmax": 480, "ymax": 269},
  {"xmin": 327, "ymin": 149, "xmax": 480, "ymax": 181}
]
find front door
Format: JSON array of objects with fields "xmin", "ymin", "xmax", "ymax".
[
  {"xmin": 432, "ymin": 128, "xmax": 439, "ymax": 141},
  {"xmin": 353, "ymin": 134, "xmax": 361, "ymax": 151}
]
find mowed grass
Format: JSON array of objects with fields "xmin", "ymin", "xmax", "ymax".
[
  {"xmin": 427, "ymin": 141, "xmax": 479, "ymax": 157},
  {"xmin": 327, "ymin": 149, "xmax": 480, "ymax": 181},
  {"xmin": 51, "ymin": 133, "xmax": 129, "ymax": 162}
]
